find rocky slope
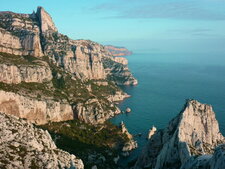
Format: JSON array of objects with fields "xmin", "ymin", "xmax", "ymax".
[
  {"xmin": 0, "ymin": 112, "xmax": 84, "ymax": 169},
  {"xmin": 181, "ymin": 144, "xmax": 225, "ymax": 169},
  {"xmin": 134, "ymin": 100, "xmax": 225, "ymax": 169},
  {"xmin": 105, "ymin": 45, "xmax": 132, "ymax": 56}
]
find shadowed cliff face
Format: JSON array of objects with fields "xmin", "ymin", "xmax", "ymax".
[{"xmin": 134, "ymin": 100, "xmax": 225, "ymax": 169}]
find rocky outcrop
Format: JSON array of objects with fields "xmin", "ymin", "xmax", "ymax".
[
  {"xmin": 0, "ymin": 90, "xmax": 73, "ymax": 124},
  {"xmin": 73, "ymin": 99, "xmax": 121, "ymax": 124},
  {"xmin": 107, "ymin": 91, "xmax": 130, "ymax": 102},
  {"xmin": 120, "ymin": 121, "xmax": 138, "ymax": 156},
  {"xmin": 103, "ymin": 58, "xmax": 138, "ymax": 85},
  {"xmin": 0, "ymin": 63, "xmax": 52, "ymax": 84},
  {"xmin": 0, "ymin": 112, "xmax": 84, "ymax": 169},
  {"xmin": 36, "ymin": 6, "xmax": 57, "ymax": 33},
  {"xmin": 134, "ymin": 100, "xmax": 225, "ymax": 169},
  {"xmin": 105, "ymin": 45, "xmax": 132, "ymax": 56},
  {"xmin": 181, "ymin": 144, "xmax": 225, "ymax": 169},
  {"xmin": 147, "ymin": 126, "xmax": 157, "ymax": 139},
  {"xmin": 0, "ymin": 12, "xmax": 43, "ymax": 57},
  {"xmin": 114, "ymin": 57, "xmax": 128, "ymax": 65}
]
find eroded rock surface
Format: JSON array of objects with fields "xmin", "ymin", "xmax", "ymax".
[
  {"xmin": 0, "ymin": 90, "xmax": 73, "ymax": 124},
  {"xmin": 0, "ymin": 112, "xmax": 84, "ymax": 169},
  {"xmin": 0, "ymin": 63, "xmax": 52, "ymax": 84},
  {"xmin": 134, "ymin": 100, "xmax": 225, "ymax": 169}
]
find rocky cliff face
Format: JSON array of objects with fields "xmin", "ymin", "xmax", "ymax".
[
  {"xmin": 0, "ymin": 12, "xmax": 43, "ymax": 57},
  {"xmin": 105, "ymin": 45, "xmax": 132, "ymax": 56},
  {"xmin": 0, "ymin": 90, "xmax": 74, "ymax": 124},
  {"xmin": 73, "ymin": 98, "xmax": 121, "ymax": 124},
  {"xmin": 181, "ymin": 144, "xmax": 225, "ymax": 169},
  {"xmin": 0, "ymin": 112, "xmax": 84, "ymax": 169},
  {"xmin": 134, "ymin": 100, "xmax": 225, "ymax": 169},
  {"xmin": 0, "ymin": 63, "xmax": 52, "ymax": 84},
  {"xmin": 0, "ymin": 6, "xmax": 137, "ymax": 125},
  {"xmin": 0, "ymin": 7, "xmax": 136, "ymax": 84}
]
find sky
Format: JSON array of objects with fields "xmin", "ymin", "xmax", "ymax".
[{"xmin": 1, "ymin": 0, "xmax": 225, "ymax": 53}]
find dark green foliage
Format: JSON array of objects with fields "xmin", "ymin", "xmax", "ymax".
[{"xmin": 40, "ymin": 120, "xmax": 129, "ymax": 169}]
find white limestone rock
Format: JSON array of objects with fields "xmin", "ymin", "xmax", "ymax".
[
  {"xmin": 0, "ymin": 112, "xmax": 84, "ymax": 169},
  {"xmin": 73, "ymin": 98, "xmax": 121, "ymax": 124},
  {"xmin": 0, "ymin": 12, "xmax": 43, "ymax": 57},
  {"xmin": 36, "ymin": 6, "xmax": 58, "ymax": 33},
  {"xmin": 0, "ymin": 90, "xmax": 74, "ymax": 124},
  {"xmin": 134, "ymin": 100, "xmax": 225, "ymax": 169},
  {"xmin": 120, "ymin": 121, "xmax": 138, "ymax": 155},
  {"xmin": 147, "ymin": 126, "xmax": 157, "ymax": 139},
  {"xmin": 0, "ymin": 63, "xmax": 52, "ymax": 84}
]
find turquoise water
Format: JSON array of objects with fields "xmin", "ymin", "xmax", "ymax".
[{"xmin": 110, "ymin": 52, "xmax": 225, "ymax": 164}]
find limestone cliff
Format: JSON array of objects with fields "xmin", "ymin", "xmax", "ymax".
[
  {"xmin": 0, "ymin": 52, "xmax": 52, "ymax": 84},
  {"xmin": 0, "ymin": 90, "xmax": 74, "ymax": 124},
  {"xmin": 0, "ymin": 12, "xmax": 43, "ymax": 57},
  {"xmin": 0, "ymin": 6, "xmax": 136, "ymax": 125},
  {"xmin": 134, "ymin": 100, "xmax": 225, "ymax": 169},
  {"xmin": 0, "ymin": 7, "xmax": 137, "ymax": 85},
  {"xmin": 181, "ymin": 144, "xmax": 225, "ymax": 169},
  {"xmin": 0, "ymin": 112, "xmax": 84, "ymax": 169},
  {"xmin": 105, "ymin": 45, "xmax": 132, "ymax": 56}
]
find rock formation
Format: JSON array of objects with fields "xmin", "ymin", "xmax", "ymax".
[
  {"xmin": 0, "ymin": 7, "xmax": 137, "ymax": 85},
  {"xmin": 105, "ymin": 45, "xmax": 132, "ymax": 56},
  {"xmin": 147, "ymin": 126, "xmax": 157, "ymax": 139},
  {"xmin": 0, "ymin": 90, "xmax": 74, "ymax": 124},
  {"xmin": 0, "ymin": 63, "xmax": 52, "ymax": 84},
  {"xmin": 181, "ymin": 144, "xmax": 225, "ymax": 169},
  {"xmin": 0, "ymin": 12, "xmax": 43, "ymax": 57},
  {"xmin": 0, "ymin": 6, "xmax": 137, "ymax": 125},
  {"xmin": 0, "ymin": 112, "xmax": 84, "ymax": 169},
  {"xmin": 73, "ymin": 99, "xmax": 121, "ymax": 124},
  {"xmin": 120, "ymin": 121, "xmax": 138, "ymax": 156},
  {"xmin": 134, "ymin": 100, "xmax": 225, "ymax": 169}
]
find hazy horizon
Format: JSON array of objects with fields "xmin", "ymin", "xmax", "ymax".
[{"xmin": 1, "ymin": 0, "xmax": 225, "ymax": 54}]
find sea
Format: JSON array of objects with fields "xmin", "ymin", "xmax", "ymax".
[{"xmin": 110, "ymin": 52, "xmax": 225, "ymax": 165}]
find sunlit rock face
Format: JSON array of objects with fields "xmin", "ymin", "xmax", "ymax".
[
  {"xmin": 0, "ymin": 90, "xmax": 74, "ymax": 125},
  {"xmin": 0, "ymin": 7, "xmax": 137, "ymax": 84},
  {"xmin": 134, "ymin": 100, "xmax": 225, "ymax": 169},
  {"xmin": 0, "ymin": 11, "xmax": 43, "ymax": 57},
  {"xmin": 0, "ymin": 112, "xmax": 84, "ymax": 169}
]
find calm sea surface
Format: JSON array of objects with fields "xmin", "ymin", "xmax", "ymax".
[{"xmin": 110, "ymin": 52, "xmax": 225, "ymax": 164}]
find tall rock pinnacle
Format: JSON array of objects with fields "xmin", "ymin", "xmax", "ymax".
[{"xmin": 36, "ymin": 6, "xmax": 58, "ymax": 33}]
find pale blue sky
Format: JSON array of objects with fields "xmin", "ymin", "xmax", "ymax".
[{"xmin": 1, "ymin": 0, "xmax": 225, "ymax": 53}]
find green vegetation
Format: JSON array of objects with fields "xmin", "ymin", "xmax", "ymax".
[
  {"xmin": 0, "ymin": 52, "xmax": 40, "ymax": 65},
  {"xmin": 40, "ymin": 120, "xmax": 128, "ymax": 169},
  {"xmin": 102, "ymin": 58, "xmax": 131, "ymax": 84}
]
